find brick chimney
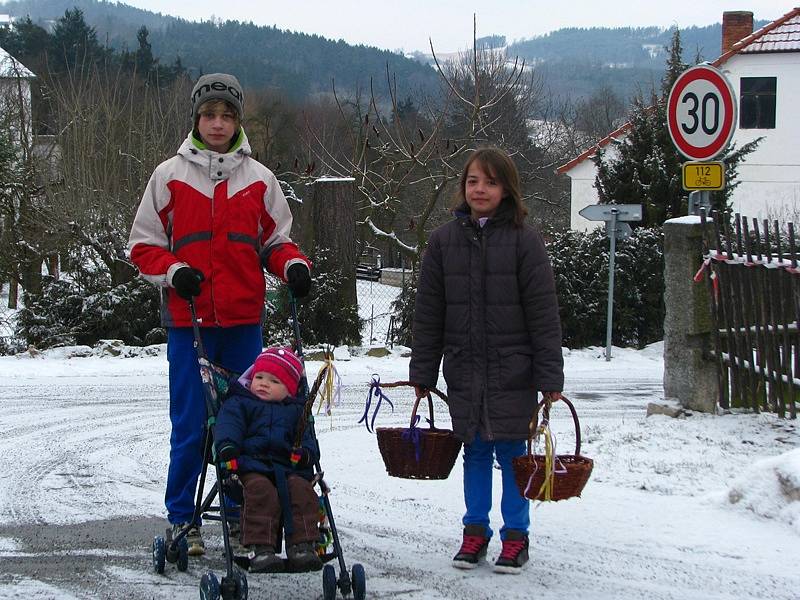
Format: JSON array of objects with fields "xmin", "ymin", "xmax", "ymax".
[{"xmin": 721, "ymin": 11, "xmax": 754, "ymax": 54}]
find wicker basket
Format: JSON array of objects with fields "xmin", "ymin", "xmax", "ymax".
[
  {"xmin": 512, "ymin": 395, "xmax": 593, "ymax": 501},
  {"xmin": 375, "ymin": 385, "xmax": 462, "ymax": 480}
]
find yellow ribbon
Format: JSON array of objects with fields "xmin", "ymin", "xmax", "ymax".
[
  {"xmin": 536, "ymin": 423, "xmax": 555, "ymax": 501},
  {"xmin": 314, "ymin": 355, "xmax": 340, "ymax": 419}
]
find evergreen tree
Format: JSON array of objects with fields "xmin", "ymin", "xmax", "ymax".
[
  {"xmin": 661, "ymin": 29, "xmax": 687, "ymax": 96},
  {"xmin": 0, "ymin": 16, "xmax": 49, "ymax": 68},
  {"xmin": 134, "ymin": 25, "xmax": 154, "ymax": 77},
  {"xmin": 49, "ymin": 8, "xmax": 105, "ymax": 72}
]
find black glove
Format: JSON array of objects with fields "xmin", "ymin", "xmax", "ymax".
[
  {"xmin": 172, "ymin": 267, "xmax": 205, "ymax": 300},
  {"xmin": 290, "ymin": 447, "xmax": 313, "ymax": 469},
  {"xmin": 217, "ymin": 443, "xmax": 240, "ymax": 471},
  {"xmin": 287, "ymin": 263, "xmax": 312, "ymax": 298}
]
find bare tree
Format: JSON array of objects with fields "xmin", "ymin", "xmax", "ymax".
[
  {"xmin": 42, "ymin": 59, "xmax": 190, "ymax": 286},
  {"xmin": 299, "ymin": 17, "xmax": 571, "ymax": 267}
]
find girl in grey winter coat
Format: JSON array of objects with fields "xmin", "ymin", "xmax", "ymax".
[{"xmin": 409, "ymin": 147, "xmax": 564, "ymax": 574}]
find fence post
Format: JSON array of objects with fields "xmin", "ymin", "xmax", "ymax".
[{"xmin": 663, "ymin": 216, "xmax": 718, "ymax": 413}]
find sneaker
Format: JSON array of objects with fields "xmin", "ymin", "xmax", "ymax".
[
  {"xmin": 452, "ymin": 524, "xmax": 490, "ymax": 570},
  {"xmin": 287, "ymin": 542, "xmax": 323, "ymax": 571},
  {"xmin": 249, "ymin": 545, "xmax": 283, "ymax": 573},
  {"xmin": 171, "ymin": 523, "xmax": 205, "ymax": 556},
  {"xmin": 493, "ymin": 530, "xmax": 529, "ymax": 574}
]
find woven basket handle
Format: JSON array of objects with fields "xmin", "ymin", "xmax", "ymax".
[
  {"xmin": 377, "ymin": 380, "xmax": 448, "ymax": 429},
  {"xmin": 410, "ymin": 392, "xmax": 435, "ymax": 429},
  {"xmin": 526, "ymin": 395, "xmax": 581, "ymax": 458}
]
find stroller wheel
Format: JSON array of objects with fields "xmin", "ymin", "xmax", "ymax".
[
  {"xmin": 351, "ymin": 563, "xmax": 366, "ymax": 600},
  {"xmin": 200, "ymin": 571, "xmax": 221, "ymax": 600},
  {"xmin": 221, "ymin": 566, "xmax": 248, "ymax": 600},
  {"xmin": 177, "ymin": 536, "xmax": 189, "ymax": 572},
  {"xmin": 166, "ymin": 540, "xmax": 179, "ymax": 564},
  {"xmin": 322, "ymin": 564, "xmax": 337, "ymax": 600},
  {"xmin": 152, "ymin": 536, "xmax": 166, "ymax": 574}
]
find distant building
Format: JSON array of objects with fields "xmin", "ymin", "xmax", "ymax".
[
  {"xmin": 558, "ymin": 8, "xmax": 800, "ymax": 230},
  {"xmin": 0, "ymin": 44, "xmax": 35, "ymax": 148}
]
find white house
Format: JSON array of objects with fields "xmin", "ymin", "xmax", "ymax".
[
  {"xmin": 0, "ymin": 44, "xmax": 35, "ymax": 148},
  {"xmin": 559, "ymin": 8, "xmax": 800, "ymax": 230}
]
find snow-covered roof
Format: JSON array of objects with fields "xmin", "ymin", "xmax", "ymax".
[
  {"xmin": 557, "ymin": 7, "xmax": 800, "ymax": 175},
  {"xmin": 0, "ymin": 45, "xmax": 35, "ymax": 79}
]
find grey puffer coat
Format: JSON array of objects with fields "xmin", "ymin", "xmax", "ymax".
[{"xmin": 409, "ymin": 202, "xmax": 564, "ymax": 443}]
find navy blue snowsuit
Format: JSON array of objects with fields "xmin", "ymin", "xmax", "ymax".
[{"xmin": 214, "ymin": 379, "xmax": 320, "ymax": 547}]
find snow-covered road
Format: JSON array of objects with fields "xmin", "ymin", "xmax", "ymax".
[{"xmin": 0, "ymin": 344, "xmax": 797, "ymax": 599}]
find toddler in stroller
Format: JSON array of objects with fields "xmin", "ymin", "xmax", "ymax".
[
  {"xmin": 153, "ymin": 298, "xmax": 365, "ymax": 599},
  {"xmin": 215, "ymin": 346, "xmax": 323, "ymax": 573}
]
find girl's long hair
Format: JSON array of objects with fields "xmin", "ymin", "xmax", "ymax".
[{"xmin": 454, "ymin": 147, "xmax": 528, "ymax": 226}]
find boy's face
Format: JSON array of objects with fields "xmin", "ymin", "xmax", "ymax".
[
  {"xmin": 197, "ymin": 106, "xmax": 238, "ymax": 153},
  {"xmin": 250, "ymin": 371, "xmax": 289, "ymax": 402}
]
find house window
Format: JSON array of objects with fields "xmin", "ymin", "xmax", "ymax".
[{"xmin": 740, "ymin": 77, "xmax": 776, "ymax": 129}]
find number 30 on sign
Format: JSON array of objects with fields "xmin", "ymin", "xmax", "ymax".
[{"xmin": 667, "ymin": 65, "xmax": 737, "ymax": 162}]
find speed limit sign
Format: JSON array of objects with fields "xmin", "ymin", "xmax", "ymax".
[{"xmin": 667, "ymin": 65, "xmax": 737, "ymax": 161}]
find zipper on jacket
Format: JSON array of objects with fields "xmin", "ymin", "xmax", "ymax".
[
  {"xmin": 210, "ymin": 180, "xmax": 220, "ymax": 326},
  {"xmin": 478, "ymin": 226, "xmax": 494, "ymax": 441}
]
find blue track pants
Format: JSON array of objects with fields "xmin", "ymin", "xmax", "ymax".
[
  {"xmin": 165, "ymin": 325, "xmax": 262, "ymax": 525},
  {"xmin": 462, "ymin": 435, "xmax": 530, "ymax": 540}
]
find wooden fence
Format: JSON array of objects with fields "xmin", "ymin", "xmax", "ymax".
[{"xmin": 698, "ymin": 211, "xmax": 798, "ymax": 418}]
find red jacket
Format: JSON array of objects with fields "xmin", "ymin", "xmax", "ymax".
[{"xmin": 128, "ymin": 130, "xmax": 309, "ymax": 327}]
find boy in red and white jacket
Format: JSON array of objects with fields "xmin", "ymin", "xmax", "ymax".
[{"xmin": 128, "ymin": 73, "xmax": 311, "ymax": 556}]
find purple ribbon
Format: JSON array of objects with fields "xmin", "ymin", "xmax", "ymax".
[
  {"xmin": 401, "ymin": 414, "xmax": 434, "ymax": 463},
  {"xmin": 358, "ymin": 375, "xmax": 394, "ymax": 433},
  {"xmin": 402, "ymin": 415, "xmax": 423, "ymax": 462}
]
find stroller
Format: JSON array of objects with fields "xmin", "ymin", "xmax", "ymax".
[{"xmin": 150, "ymin": 295, "xmax": 366, "ymax": 600}]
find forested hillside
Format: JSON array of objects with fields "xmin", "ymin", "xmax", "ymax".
[
  {"xmin": 0, "ymin": 0, "xmax": 439, "ymax": 98},
  {"xmin": 0, "ymin": 0, "xmax": 771, "ymax": 103},
  {"xmin": 508, "ymin": 22, "xmax": 768, "ymax": 100}
]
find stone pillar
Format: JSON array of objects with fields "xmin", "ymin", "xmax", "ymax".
[{"xmin": 663, "ymin": 216, "xmax": 718, "ymax": 413}]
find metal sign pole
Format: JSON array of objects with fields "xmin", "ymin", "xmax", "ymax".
[
  {"xmin": 605, "ymin": 209, "xmax": 618, "ymax": 361},
  {"xmin": 578, "ymin": 203, "xmax": 641, "ymax": 362}
]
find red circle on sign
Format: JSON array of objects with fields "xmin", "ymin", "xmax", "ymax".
[{"xmin": 667, "ymin": 66, "xmax": 737, "ymax": 161}]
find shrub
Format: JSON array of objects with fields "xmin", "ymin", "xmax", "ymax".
[
  {"xmin": 263, "ymin": 248, "xmax": 362, "ymax": 347},
  {"xmin": 16, "ymin": 276, "xmax": 163, "ymax": 348},
  {"xmin": 548, "ymin": 226, "xmax": 664, "ymax": 348},
  {"xmin": 388, "ymin": 274, "xmax": 417, "ymax": 347},
  {"xmin": 391, "ymin": 227, "xmax": 665, "ymax": 351}
]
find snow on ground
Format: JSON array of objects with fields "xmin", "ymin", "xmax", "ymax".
[{"xmin": 0, "ymin": 342, "xmax": 798, "ymax": 599}]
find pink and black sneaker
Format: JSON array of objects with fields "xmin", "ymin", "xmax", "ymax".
[
  {"xmin": 452, "ymin": 524, "xmax": 490, "ymax": 569},
  {"xmin": 493, "ymin": 530, "xmax": 529, "ymax": 574}
]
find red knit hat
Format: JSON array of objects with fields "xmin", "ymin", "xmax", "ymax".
[{"xmin": 251, "ymin": 347, "xmax": 303, "ymax": 397}]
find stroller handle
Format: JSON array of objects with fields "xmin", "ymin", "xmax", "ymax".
[
  {"xmin": 188, "ymin": 299, "xmax": 207, "ymax": 359},
  {"xmin": 288, "ymin": 292, "xmax": 310, "ymax": 400}
]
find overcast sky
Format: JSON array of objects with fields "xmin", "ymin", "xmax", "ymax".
[{"xmin": 117, "ymin": 1, "xmax": 792, "ymax": 53}]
